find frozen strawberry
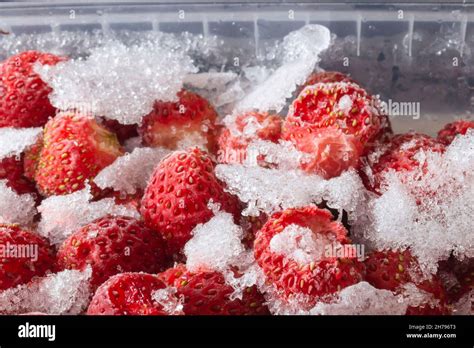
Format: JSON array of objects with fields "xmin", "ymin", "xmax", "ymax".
[
  {"xmin": 254, "ymin": 206, "xmax": 365, "ymax": 302},
  {"xmin": 298, "ymin": 127, "xmax": 362, "ymax": 179},
  {"xmin": 139, "ymin": 89, "xmax": 218, "ymax": 152},
  {"xmin": 437, "ymin": 119, "xmax": 474, "ymax": 145},
  {"xmin": 34, "ymin": 112, "xmax": 124, "ymax": 196},
  {"xmin": 158, "ymin": 264, "xmax": 269, "ymax": 315},
  {"xmin": 283, "ymin": 82, "xmax": 387, "ymax": 179},
  {"xmin": 0, "ymin": 51, "xmax": 65, "ymax": 128},
  {"xmin": 217, "ymin": 112, "xmax": 282, "ymax": 164},
  {"xmin": 364, "ymin": 249, "xmax": 449, "ymax": 315},
  {"xmin": 57, "ymin": 215, "xmax": 168, "ymax": 290},
  {"xmin": 141, "ymin": 147, "xmax": 241, "ymax": 258},
  {"xmin": 363, "ymin": 132, "xmax": 446, "ymax": 193},
  {"xmin": 87, "ymin": 273, "xmax": 170, "ymax": 315},
  {"xmin": 0, "ymin": 224, "xmax": 55, "ymax": 291},
  {"xmin": 0, "ymin": 156, "xmax": 38, "ymax": 197}
]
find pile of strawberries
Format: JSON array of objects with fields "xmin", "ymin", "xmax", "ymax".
[{"xmin": 1, "ymin": 51, "xmax": 473, "ymax": 315}]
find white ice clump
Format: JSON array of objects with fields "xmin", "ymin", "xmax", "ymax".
[
  {"xmin": 94, "ymin": 147, "xmax": 171, "ymax": 194},
  {"xmin": 184, "ymin": 72, "xmax": 237, "ymax": 90},
  {"xmin": 336, "ymin": 95, "xmax": 353, "ymax": 114},
  {"xmin": 183, "ymin": 207, "xmax": 266, "ymax": 301},
  {"xmin": 215, "ymin": 164, "xmax": 368, "ymax": 217},
  {"xmin": 270, "ymin": 224, "xmax": 330, "ymax": 264},
  {"xmin": 353, "ymin": 131, "xmax": 474, "ymax": 274},
  {"xmin": 151, "ymin": 287, "xmax": 184, "ymax": 316},
  {"xmin": 222, "ymin": 251, "xmax": 267, "ymax": 301},
  {"xmin": 38, "ymin": 185, "xmax": 140, "ymax": 246},
  {"xmin": 184, "ymin": 211, "xmax": 245, "ymax": 272},
  {"xmin": 185, "ymin": 72, "xmax": 245, "ymax": 114},
  {"xmin": 0, "ymin": 127, "xmax": 42, "ymax": 160},
  {"xmin": 36, "ymin": 42, "xmax": 197, "ymax": 125},
  {"xmin": 0, "ymin": 268, "xmax": 92, "ymax": 315},
  {"xmin": 244, "ymin": 139, "xmax": 307, "ymax": 170},
  {"xmin": 237, "ymin": 24, "xmax": 330, "ymax": 113},
  {"xmin": 309, "ymin": 282, "xmax": 407, "ymax": 315},
  {"xmin": 0, "ymin": 181, "xmax": 37, "ymax": 226}
]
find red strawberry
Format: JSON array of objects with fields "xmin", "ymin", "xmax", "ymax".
[
  {"xmin": 140, "ymin": 147, "xmax": 241, "ymax": 258},
  {"xmin": 158, "ymin": 264, "xmax": 269, "ymax": 315},
  {"xmin": 437, "ymin": 119, "xmax": 474, "ymax": 145},
  {"xmin": 363, "ymin": 132, "xmax": 445, "ymax": 193},
  {"xmin": 254, "ymin": 206, "xmax": 365, "ymax": 303},
  {"xmin": 87, "ymin": 273, "xmax": 170, "ymax": 315},
  {"xmin": 57, "ymin": 215, "xmax": 167, "ymax": 290},
  {"xmin": 34, "ymin": 112, "xmax": 124, "ymax": 196},
  {"xmin": 283, "ymin": 82, "xmax": 386, "ymax": 179},
  {"xmin": 364, "ymin": 249, "xmax": 449, "ymax": 315},
  {"xmin": 0, "ymin": 156, "xmax": 38, "ymax": 197},
  {"xmin": 217, "ymin": 112, "xmax": 282, "ymax": 164},
  {"xmin": 0, "ymin": 224, "xmax": 55, "ymax": 290},
  {"xmin": 297, "ymin": 127, "xmax": 362, "ymax": 179},
  {"xmin": 0, "ymin": 51, "xmax": 65, "ymax": 128},
  {"xmin": 138, "ymin": 89, "xmax": 218, "ymax": 152}
]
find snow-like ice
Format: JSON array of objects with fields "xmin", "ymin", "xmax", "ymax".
[
  {"xmin": 0, "ymin": 181, "xmax": 37, "ymax": 226},
  {"xmin": 184, "ymin": 211, "xmax": 245, "ymax": 273},
  {"xmin": 237, "ymin": 25, "xmax": 330, "ymax": 113},
  {"xmin": 244, "ymin": 139, "xmax": 306, "ymax": 170},
  {"xmin": 215, "ymin": 164, "xmax": 368, "ymax": 218},
  {"xmin": 94, "ymin": 147, "xmax": 171, "ymax": 194},
  {"xmin": 151, "ymin": 287, "xmax": 184, "ymax": 316},
  {"xmin": 38, "ymin": 185, "xmax": 140, "ymax": 246},
  {"xmin": 270, "ymin": 224, "xmax": 332, "ymax": 264},
  {"xmin": 309, "ymin": 282, "xmax": 407, "ymax": 315},
  {"xmin": 36, "ymin": 42, "xmax": 197, "ymax": 125},
  {"xmin": 0, "ymin": 268, "xmax": 92, "ymax": 315},
  {"xmin": 183, "ymin": 207, "xmax": 266, "ymax": 301},
  {"xmin": 0, "ymin": 128, "xmax": 42, "ymax": 160}
]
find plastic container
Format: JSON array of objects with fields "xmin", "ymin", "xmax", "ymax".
[
  {"xmin": 1, "ymin": 2, "xmax": 474, "ymax": 319},
  {"xmin": 1, "ymin": 1, "xmax": 474, "ymax": 133}
]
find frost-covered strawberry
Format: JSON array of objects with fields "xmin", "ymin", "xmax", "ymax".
[
  {"xmin": 158, "ymin": 264, "xmax": 269, "ymax": 315},
  {"xmin": 0, "ymin": 51, "xmax": 65, "ymax": 128},
  {"xmin": 34, "ymin": 112, "xmax": 124, "ymax": 196},
  {"xmin": 364, "ymin": 249, "xmax": 449, "ymax": 315},
  {"xmin": 141, "ymin": 147, "xmax": 241, "ymax": 258},
  {"xmin": 217, "ymin": 112, "xmax": 282, "ymax": 164},
  {"xmin": 254, "ymin": 206, "xmax": 365, "ymax": 304},
  {"xmin": 57, "ymin": 215, "xmax": 167, "ymax": 290},
  {"xmin": 0, "ymin": 224, "xmax": 55, "ymax": 290},
  {"xmin": 362, "ymin": 132, "xmax": 446, "ymax": 193},
  {"xmin": 283, "ymin": 82, "xmax": 387, "ymax": 179},
  {"xmin": 87, "ymin": 273, "xmax": 170, "ymax": 315},
  {"xmin": 139, "ymin": 89, "xmax": 218, "ymax": 152},
  {"xmin": 437, "ymin": 119, "xmax": 474, "ymax": 145}
]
